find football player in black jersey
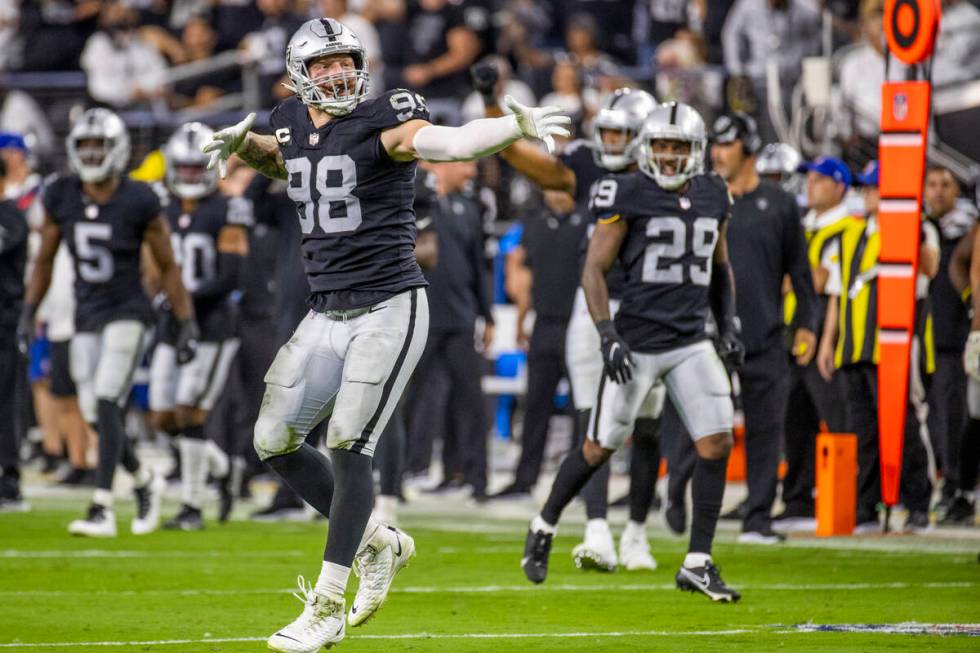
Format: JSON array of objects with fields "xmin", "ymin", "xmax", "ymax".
[
  {"xmin": 148, "ymin": 122, "xmax": 252, "ymax": 531},
  {"xmin": 19, "ymin": 108, "xmax": 198, "ymax": 537},
  {"xmin": 478, "ymin": 66, "xmax": 665, "ymax": 572},
  {"xmin": 521, "ymin": 102, "xmax": 743, "ymax": 603},
  {"xmin": 201, "ymin": 18, "xmax": 570, "ymax": 652}
]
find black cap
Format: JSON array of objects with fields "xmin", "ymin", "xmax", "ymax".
[{"xmin": 710, "ymin": 112, "xmax": 761, "ymax": 154}]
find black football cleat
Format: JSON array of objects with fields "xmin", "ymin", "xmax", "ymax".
[
  {"xmin": 676, "ymin": 562, "xmax": 741, "ymax": 603},
  {"xmin": 521, "ymin": 527, "xmax": 553, "ymax": 584},
  {"xmin": 940, "ymin": 496, "xmax": 976, "ymax": 526},
  {"xmin": 164, "ymin": 504, "xmax": 204, "ymax": 531}
]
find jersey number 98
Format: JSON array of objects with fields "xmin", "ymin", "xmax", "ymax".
[{"xmin": 285, "ymin": 154, "xmax": 362, "ymax": 235}]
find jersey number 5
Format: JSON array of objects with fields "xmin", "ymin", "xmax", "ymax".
[
  {"xmin": 75, "ymin": 222, "xmax": 113, "ymax": 283},
  {"xmin": 285, "ymin": 154, "xmax": 362, "ymax": 235},
  {"xmin": 642, "ymin": 216, "xmax": 718, "ymax": 286}
]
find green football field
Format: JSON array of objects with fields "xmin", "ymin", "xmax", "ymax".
[{"xmin": 2, "ymin": 497, "xmax": 978, "ymax": 652}]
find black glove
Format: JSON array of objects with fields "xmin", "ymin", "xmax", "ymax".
[
  {"xmin": 597, "ymin": 320, "xmax": 634, "ymax": 384},
  {"xmin": 470, "ymin": 60, "xmax": 499, "ymax": 106},
  {"xmin": 16, "ymin": 304, "xmax": 37, "ymax": 356},
  {"xmin": 717, "ymin": 327, "xmax": 745, "ymax": 371},
  {"xmin": 175, "ymin": 318, "xmax": 200, "ymax": 366}
]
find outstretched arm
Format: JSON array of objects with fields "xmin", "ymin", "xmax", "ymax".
[
  {"xmin": 483, "ymin": 104, "xmax": 576, "ymax": 194},
  {"xmin": 203, "ymin": 113, "xmax": 288, "ymax": 181},
  {"xmin": 381, "ymin": 95, "xmax": 570, "ymax": 163}
]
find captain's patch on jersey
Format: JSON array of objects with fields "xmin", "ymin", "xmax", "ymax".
[{"xmin": 275, "ymin": 128, "xmax": 291, "ymax": 144}]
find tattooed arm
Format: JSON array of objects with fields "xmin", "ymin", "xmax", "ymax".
[{"xmin": 203, "ymin": 113, "xmax": 287, "ymax": 181}]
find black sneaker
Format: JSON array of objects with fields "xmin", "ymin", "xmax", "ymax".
[
  {"xmin": 720, "ymin": 500, "xmax": 748, "ymax": 521},
  {"xmin": 56, "ymin": 467, "xmax": 93, "ymax": 486},
  {"xmin": 489, "ymin": 483, "xmax": 533, "ymax": 501},
  {"xmin": 664, "ymin": 498, "xmax": 686, "ymax": 535},
  {"xmin": 521, "ymin": 526, "xmax": 553, "ymax": 584},
  {"xmin": 676, "ymin": 562, "xmax": 741, "ymax": 602},
  {"xmin": 940, "ymin": 496, "xmax": 976, "ymax": 526},
  {"xmin": 250, "ymin": 496, "xmax": 306, "ymax": 522},
  {"xmin": 164, "ymin": 504, "xmax": 204, "ymax": 531},
  {"xmin": 737, "ymin": 527, "xmax": 787, "ymax": 544},
  {"xmin": 903, "ymin": 509, "xmax": 934, "ymax": 534},
  {"xmin": 0, "ymin": 477, "xmax": 28, "ymax": 513},
  {"xmin": 217, "ymin": 474, "xmax": 234, "ymax": 523}
]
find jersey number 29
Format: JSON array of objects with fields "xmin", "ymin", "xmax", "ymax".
[
  {"xmin": 643, "ymin": 216, "xmax": 718, "ymax": 286},
  {"xmin": 285, "ymin": 154, "xmax": 362, "ymax": 235}
]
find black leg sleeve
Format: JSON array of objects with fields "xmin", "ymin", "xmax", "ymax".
[
  {"xmin": 265, "ymin": 442, "xmax": 336, "ymax": 518},
  {"xmin": 323, "ymin": 449, "xmax": 374, "ymax": 566},
  {"xmin": 629, "ymin": 417, "xmax": 661, "ymax": 523}
]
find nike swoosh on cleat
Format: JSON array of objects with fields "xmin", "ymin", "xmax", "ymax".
[
  {"xmin": 273, "ymin": 632, "xmax": 301, "ymax": 643},
  {"xmin": 392, "ymin": 535, "xmax": 403, "ymax": 557},
  {"xmin": 681, "ymin": 568, "xmax": 711, "ymax": 591}
]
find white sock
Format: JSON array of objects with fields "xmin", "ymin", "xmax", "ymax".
[
  {"xmin": 684, "ymin": 552, "xmax": 712, "ymax": 569},
  {"xmin": 532, "ymin": 515, "xmax": 557, "ymax": 535},
  {"xmin": 93, "ymin": 488, "xmax": 113, "ymax": 508},
  {"xmin": 315, "ymin": 561, "xmax": 350, "ymax": 598},
  {"xmin": 623, "ymin": 520, "xmax": 647, "ymax": 540},
  {"xmin": 132, "ymin": 464, "xmax": 151, "ymax": 488},
  {"xmin": 358, "ymin": 516, "xmax": 393, "ymax": 552},
  {"xmin": 179, "ymin": 438, "xmax": 208, "ymax": 510},
  {"xmin": 374, "ymin": 495, "xmax": 398, "ymax": 526},
  {"xmin": 205, "ymin": 440, "xmax": 230, "ymax": 478}
]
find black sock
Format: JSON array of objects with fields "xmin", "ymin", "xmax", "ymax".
[
  {"xmin": 689, "ymin": 455, "xmax": 728, "ymax": 555},
  {"xmin": 959, "ymin": 418, "xmax": 980, "ymax": 493},
  {"xmin": 541, "ymin": 447, "xmax": 602, "ymax": 526},
  {"xmin": 324, "ymin": 449, "xmax": 375, "ymax": 565},
  {"xmin": 576, "ymin": 410, "xmax": 610, "ymax": 520},
  {"xmin": 629, "ymin": 418, "xmax": 660, "ymax": 523},
  {"xmin": 95, "ymin": 399, "xmax": 126, "ymax": 491},
  {"xmin": 265, "ymin": 443, "xmax": 335, "ymax": 518},
  {"xmin": 119, "ymin": 436, "xmax": 140, "ymax": 475}
]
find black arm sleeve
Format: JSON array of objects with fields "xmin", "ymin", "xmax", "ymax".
[
  {"xmin": 710, "ymin": 260, "xmax": 738, "ymax": 335},
  {"xmin": 782, "ymin": 203, "xmax": 819, "ymax": 333},
  {"xmin": 192, "ymin": 251, "xmax": 244, "ymax": 301}
]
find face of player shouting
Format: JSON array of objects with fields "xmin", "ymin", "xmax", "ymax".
[
  {"xmin": 648, "ymin": 139, "xmax": 692, "ymax": 181},
  {"xmin": 306, "ymin": 53, "xmax": 360, "ymax": 108}
]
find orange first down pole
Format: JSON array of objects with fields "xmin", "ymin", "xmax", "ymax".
[{"xmin": 877, "ymin": 0, "xmax": 939, "ymax": 506}]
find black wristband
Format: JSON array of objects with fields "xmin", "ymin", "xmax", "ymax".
[{"xmin": 596, "ymin": 319, "xmax": 618, "ymax": 339}]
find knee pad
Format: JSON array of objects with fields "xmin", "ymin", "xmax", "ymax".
[{"xmin": 253, "ymin": 408, "xmax": 301, "ymax": 461}]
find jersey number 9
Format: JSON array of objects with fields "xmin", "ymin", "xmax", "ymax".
[{"xmin": 285, "ymin": 154, "xmax": 362, "ymax": 235}]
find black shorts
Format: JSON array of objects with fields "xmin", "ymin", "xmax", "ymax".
[{"xmin": 49, "ymin": 340, "xmax": 76, "ymax": 397}]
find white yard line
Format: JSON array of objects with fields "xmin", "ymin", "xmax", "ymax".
[
  {"xmin": 0, "ymin": 581, "xmax": 973, "ymax": 598},
  {"xmin": 0, "ymin": 550, "xmax": 305, "ymax": 559},
  {"xmin": 5, "ymin": 624, "xmax": 979, "ymax": 648}
]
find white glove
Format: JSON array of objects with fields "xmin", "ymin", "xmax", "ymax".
[
  {"xmin": 965, "ymin": 330, "xmax": 980, "ymax": 381},
  {"xmin": 504, "ymin": 95, "xmax": 571, "ymax": 155},
  {"xmin": 202, "ymin": 112, "xmax": 256, "ymax": 179}
]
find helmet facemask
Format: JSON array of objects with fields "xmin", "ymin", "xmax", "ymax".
[
  {"xmin": 164, "ymin": 122, "xmax": 219, "ymax": 200},
  {"xmin": 286, "ymin": 51, "xmax": 369, "ymax": 116},
  {"xmin": 639, "ymin": 136, "xmax": 704, "ymax": 190},
  {"xmin": 593, "ymin": 125, "xmax": 637, "ymax": 171},
  {"xmin": 67, "ymin": 135, "xmax": 128, "ymax": 183}
]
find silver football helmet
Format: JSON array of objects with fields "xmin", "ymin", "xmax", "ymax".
[
  {"xmin": 592, "ymin": 88, "xmax": 658, "ymax": 171},
  {"xmin": 66, "ymin": 108, "xmax": 131, "ymax": 183},
  {"xmin": 164, "ymin": 122, "xmax": 219, "ymax": 200},
  {"xmin": 637, "ymin": 102, "xmax": 706, "ymax": 190},
  {"xmin": 756, "ymin": 143, "xmax": 802, "ymax": 177},
  {"xmin": 284, "ymin": 18, "xmax": 369, "ymax": 116}
]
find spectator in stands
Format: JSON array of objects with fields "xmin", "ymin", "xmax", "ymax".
[
  {"xmin": 559, "ymin": 0, "xmax": 637, "ymax": 65},
  {"xmin": 16, "ymin": 0, "xmax": 102, "ymax": 72},
  {"xmin": 80, "ymin": 0, "xmax": 168, "ymax": 108},
  {"xmin": 240, "ymin": 0, "xmax": 304, "ymax": 108},
  {"xmin": 169, "ymin": 14, "xmax": 241, "ymax": 109},
  {"xmin": 0, "ymin": 0, "xmax": 18, "ymax": 71},
  {"xmin": 932, "ymin": 0, "xmax": 980, "ymax": 86},
  {"xmin": 461, "ymin": 55, "xmax": 536, "ymax": 123},
  {"xmin": 836, "ymin": 0, "xmax": 904, "ymax": 168},
  {"xmin": 400, "ymin": 0, "xmax": 481, "ymax": 104},
  {"xmin": 721, "ymin": 0, "xmax": 821, "ymax": 139},
  {"xmin": 317, "ymin": 0, "xmax": 384, "ymax": 97},
  {"xmin": 539, "ymin": 56, "xmax": 594, "ymax": 134},
  {"xmin": 563, "ymin": 13, "xmax": 619, "ymax": 90}
]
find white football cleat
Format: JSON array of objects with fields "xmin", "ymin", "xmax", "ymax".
[
  {"xmin": 571, "ymin": 519, "xmax": 618, "ymax": 572},
  {"xmin": 131, "ymin": 471, "xmax": 164, "ymax": 535},
  {"xmin": 268, "ymin": 576, "xmax": 345, "ymax": 652},
  {"xmin": 619, "ymin": 522, "xmax": 657, "ymax": 571},
  {"xmin": 68, "ymin": 504, "xmax": 117, "ymax": 538},
  {"xmin": 348, "ymin": 526, "xmax": 415, "ymax": 627}
]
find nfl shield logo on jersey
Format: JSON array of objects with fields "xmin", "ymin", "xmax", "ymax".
[
  {"xmin": 309, "ymin": 133, "xmax": 320, "ymax": 146},
  {"xmin": 679, "ymin": 197, "xmax": 691, "ymax": 210},
  {"xmin": 85, "ymin": 204, "xmax": 99, "ymax": 220}
]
